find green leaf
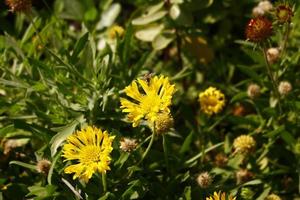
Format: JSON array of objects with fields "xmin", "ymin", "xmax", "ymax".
[
  {"xmin": 185, "ymin": 142, "xmax": 224, "ymax": 165},
  {"xmin": 132, "ymin": 10, "xmax": 167, "ymax": 25},
  {"xmin": 21, "ymin": 17, "xmax": 42, "ymax": 45},
  {"xmin": 70, "ymin": 32, "xmax": 89, "ymax": 63},
  {"xmin": 242, "ymin": 179, "xmax": 263, "ymax": 186},
  {"xmin": 280, "ymin": 131, "xmax": 296, "ymax": 147},
  {"xmin": 50, "ymin": 115, "xmax": 85, "ymax": 157},
  {"xmin": 9, "ymin": 161, "xmax": 37, "ymax": 171},
  {"xmin": 135, "ymin": 24, "xmax": 164, "ymax": 42},
  {"xmin": 230, "ymin": 92, "xmax": 248, "ymax": 104},
  {"xmin": 152, "ymin": 31, "xmax": 175, "ymax": 50},
  {"xmin": 236, "ymin": 65, "xmax": 262, "ymax": 83},
  {"xmin": 26, "ymin": 185, "xmax": 58, "ymax": 199},
  {"xmin": 179, "ymin": 131, "xmax": 194, "ymax": 154},
  {"xmin": 183, "ymin": 186, "xmax": 191, "ymax": 200}
]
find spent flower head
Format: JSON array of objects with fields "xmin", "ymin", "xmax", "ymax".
[
  {"xmin": 120, "ymin": 75, "xmax": 175, "ymax": 127},
  {"xmin": 267, "ymin": 47, "xmax": 280, "ymax": 64},
  {"xmin": 119, "ymin": 138, "xmax": 138, "ymax": 153},
  {"xmin": 245, "ymin": 16, "xmax": 273, "ymax": 43},
  {"xmin": 36, "ymin": 159, "xmax": 51, "ymax": 175},
  {"xmin": 5, "ymin": 0, "xmax": 31, "ymax": 13},
  {"xmin": 196, "ymin": 172, "xmax": 212, "ymax": 188},
  {"xmin": 62, "ymin": 126, "xmax": 115, "ymax": 182},
  {"xmin": 247, "ymin": 83, "xmax": 261, "ymax": 99},
  {"xmin": 278, "ymin": 81, "xmax": 292, "ymax": 96},
  {"xmin": 252, "ymin": 1, "xmax": 273, "ymax": 17},
  {"xmin": 199, "ymin": 87, "xmax": 225, "ymax": 115}
]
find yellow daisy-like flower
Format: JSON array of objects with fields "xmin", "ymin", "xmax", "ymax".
[
  {"xmin": 62, "ymin": 126, "xmax": 115, "ymax": 182},
  {"xmin": 233, "ymin": 135, "xmax": 256, "ymax": 154},
  {"xmin": 206, "ymin": 191, "xmax": 236, "ymax": 200},
  {"xmin": 199, "ymin": 87, "xmax": 225, "ymax": 115},
  {"xmin": 108, "ymin": 25, "xmax": 125, "ymax": 39},
  {"xmin": 120, "ymin": 75, "xmax": 175, "ymax": 127},
  {"xmin": 265, "ymin": 194, "xmax": 281, "ymax": 200}
]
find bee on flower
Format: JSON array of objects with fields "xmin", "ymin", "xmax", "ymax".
[{"xmin": 120, "ymin": 75, "xmax": 175, "ymax": 132}]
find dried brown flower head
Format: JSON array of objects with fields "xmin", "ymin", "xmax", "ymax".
[
  {"xmin": 5, "ymin": 0, "xmax": 32, "ymax": 13},
  {"xmin": 245, "ymin": 17, "xmax": 272, "ymax": 42}
]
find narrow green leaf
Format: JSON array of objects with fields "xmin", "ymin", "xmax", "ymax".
[
  {"xmin": 50, "ymin": 115, "xmax": 85, "ymax": 157},
  {"xmin": 71, "ymin": 32, "xmax": 89, "ymax": 63},
  {"xmin": 9, "ymin": 161, "xmax": 37, "ymax": 170}
]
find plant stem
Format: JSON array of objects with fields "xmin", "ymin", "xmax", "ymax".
[
  {"xmin": 176, "ymin": 29, "xmax": 183, "ymax": 68},
  {"xmin": 102, "ymin": 173, "xmax": 107, "ymax": 193},
  {"xmin": 280, "ymin": 23, "xmax": 291, "ymax": 57},
  {"xmin": 138, "ymin": 123, "xmax": 156, "ymax": 165},
  {"xmin": 262, "ymin": 45, "xmax": 282, "ymax": 113},
  {"xmin": 163, "ymin": 134, "xmax": 170, "ymax": 173}
]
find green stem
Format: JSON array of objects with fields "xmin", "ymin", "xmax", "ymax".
[
  {"xmin": 163, "ymin": 134, "xmax": 170, "ymax": 173},
  {"xmin": 280, "ymin": 23, "xmax": 291, "ymax": 57},
  {"xmin": 102, "ymin": 173, "xmax": 107, "ymax": 193},
  {"xmin": 138, "ymin": 124, "xmax": 156, "ymax": 165},
  {"xmin": 262, "ymin": 45, "xmax": 282, "ymax": 114}
]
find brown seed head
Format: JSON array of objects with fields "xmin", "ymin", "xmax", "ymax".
[
  {"xmin": 245, "ymin": 17, "xmax": 272, "ymax": 42},
  {"xmin": 5, "ymin": 0, "xmax": 32, "ymax": 13},
  {"xmin": 196, "ymin": 172, "xmax": 213, "ymax": 188},
  {"xmin": 36, "ymin": 159, "xmax": 51, "ymax": 175}
]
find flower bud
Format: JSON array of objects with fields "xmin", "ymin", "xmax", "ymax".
[
  {"xmin": 247, "ymin": 84, "xmax": 261, "ymax": 99},
  {"xmin": 240, "ymin": 187, "xmax": 255, "ymax": 200},
  {"xmin": 196, "ymin": 172, "xmax": 213, "ymax": 188},
  {"xmin": 154, "ymin": 113, "xmax": 174, "ymax": 134},
  {"xmin": 119, "ymin": 138, "xmax": 138, "ymax": 153},
  {"xmin": 214, "ymin": 153, "xmax": 228, "ymax": 167},
  {"xmin": 108, "ymin": 25, "xmax": 125, "ymax": 40},
  {"xmin": 276, "ymin": 5, "xmax": 293, "ymax": 23},
  {"xmin": 233, "ymin": 135, "xmax": 256, "ymax": 155},
  {"xmin": 278, "ymin": 81, "xmax": 292, "ymax": 96}
]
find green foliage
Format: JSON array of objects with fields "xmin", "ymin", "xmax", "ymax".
[{"xmin": 0, "ymin": 0, "xmax": 300, "ymax": 199}]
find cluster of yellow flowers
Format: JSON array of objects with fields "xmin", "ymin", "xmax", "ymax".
[{"xmin": 60, "ymin": 74, "xmax": 256, "ymax": 199}]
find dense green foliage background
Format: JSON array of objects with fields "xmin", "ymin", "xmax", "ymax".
[{"xmin": 0, "ymin": 0, "xmax": 300, "ymax": 199}]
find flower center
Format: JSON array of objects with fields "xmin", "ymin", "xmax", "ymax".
[
  {"xmin": 204, "ymin": 96, "xmax": 219, "ymax": 107},
  {"xmin": 140, "ymin": 93, "xmax": 161, "ymax": 113},
  {"xmin": 80, "ymin": 146, "xmax": 102, "ymax": 164}
]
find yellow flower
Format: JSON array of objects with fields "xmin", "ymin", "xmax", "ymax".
[
  {"xmin": 120, "ymin": 75, "xmax": 175, "ymax": 127},
  {"xmin": 108, "ymin": 25, "xmax": 125, "ymax": 39},
  {"xmin": 265, "ymin": 194, "xmax": 281, "ymax": 200},
  {"xmin": 233, "ymin": 135, "xmax": 256, "ymax": 154},
  {"xmin": 62, "ymin": 126, "xmax": 115, "ymax": 182},
  {"xmin": 199, "ymin": 87, "xmax": 225, "ymax": 115},
  {"xmin": 206, "ymin": 191, "xmax": 236, "ymax": 200}
]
